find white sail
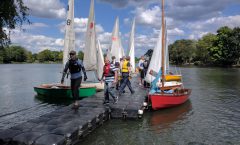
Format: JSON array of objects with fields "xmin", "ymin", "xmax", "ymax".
[
  {"xmin": 119, "ymin": 38, "xmax": 125, "ymax": 57},
  {"xmin": 83, "ymin": 0, "xmax": 97, "ymax": 71},
  {"xmin": 145, "ymin": 26, "xmax": 163, "ymax": 83},
  {"xmin": 109, "ymin": 17, "xmax": 124, "ymax": 62},
  {"xmin": 164, "ymin": 25, "xmax": 169, "ymax": 74},
  {"xmin": 96, "ymin": 39, "xmax": 104, "ymax": 79},
  {"xmin": 128, "ymin": 18, "xmax": 136, "ymax": 73},
  {"xmin": 63, "ymin": 0, "xmax": 75, "ymax": 67}
]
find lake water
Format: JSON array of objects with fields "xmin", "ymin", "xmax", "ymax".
[{"xmin": 0, "ymin": 64, "xmax": 240, "ymax": 145}]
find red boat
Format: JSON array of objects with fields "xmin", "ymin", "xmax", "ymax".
[{"xmin": 148, "ymin": 89, "xmax": 191, "ymax": 110}]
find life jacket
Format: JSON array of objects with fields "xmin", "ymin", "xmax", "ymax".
[
  {"xmin": 103, "ymin": 63, "xmax": 114, "ymax": 77},
  {"xmin": 69, "ymin": 59, "xmax": 81, "ymax": 74},
  {"xmin": 143, "ymin": 60, "xmax": 148, "ymax": 69},
  {"xmin": 122, "ymin": 60, "xmax": 129, "ymax": 73}
]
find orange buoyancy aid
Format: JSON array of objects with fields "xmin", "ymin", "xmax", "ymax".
[{"xmin": 121, "ymin": 60, "xmax": 129, "ymax": 73}]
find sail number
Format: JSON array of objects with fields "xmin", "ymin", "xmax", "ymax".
[{"xmin": 67, "ymin": 19, "xmax": 71, "ymax": 25}]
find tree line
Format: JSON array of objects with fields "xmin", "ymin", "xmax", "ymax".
[
  {"xmin": 0, "ymin": 46, "xmax": 85, "ymax": 63},
  {"xmin": 1, "ymin": 26, "xmax": 239, "ymax": 67},
  {"xmin": 168, "ymin": 26, "xmax": 240, "ymax": 66}
]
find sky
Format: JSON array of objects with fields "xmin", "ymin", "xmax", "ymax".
[{"xmin": 9, "ymin": 0, "xmax": 240, "ymax": 57}]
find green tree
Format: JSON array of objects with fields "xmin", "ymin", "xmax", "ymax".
[
  {"xmin": 32, "ymin": 53, "xmax": 38, "ymax": 62},
  {"xmin": 58, "ymin": 51, "xmax": 63, "ymax": 62},
  {"xmin": 13, "ymin": 46, "xmax": 27, "ymax": 62},
  {"xmin": 209, "ymin": 26, "xmax": 240, "ymax": 66},
  {"xmin": 0, "ymin": 0, "xmax": 30, "ymax": 49},
  {"xmin": 26, "ymin": 51, "xmax": 33, "ymax": 63},
  {"xmin": 51, "ymin": 51, "xmax": 60, "ymax": 62},
  {"xmin": 169, "ymin": 39, "xmax": 196, "ymax": 65},
  {"xmin": 229, "ymin": 27, "xmax": 240, "ymax": 65},
  {"xmin": 195, "ymin": 33, "xmax": 217, "ymax": 64},
  {"xmin": 78, "ymin": 51, "xmax": 84, "ymax": 60},
  {"xmin": 2, "ymin": 45, "xmax": 28, "ymax": 63},
  {"xmin": 37, "ymin": 49, "xmax": 53, "ymax": 62},
  {"xmin": 0, "ymin": 49, "xmax": 3, "ymax": 63}
]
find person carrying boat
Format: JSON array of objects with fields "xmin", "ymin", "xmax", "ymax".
[
  {"xmin": 61, "ymin": 50, "xmax": 88, "ymax": 109},
  {"xmin": 119, "ymin": 56, "xmax": 135, "ymax": 96},
  {"xmin": 101, "ymin": 56, "xmax": 118, "ymax": 105}
]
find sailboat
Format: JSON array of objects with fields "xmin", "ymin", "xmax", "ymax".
[
  {"xmin": 145, "ymin": 23, "xmax": 182, "ymax": 88},
  {"xmin": 34, "ymin": 0, "xmax": 96, "ymax": 99},
  {"xmin": 81, "ymin": 0, "xmax": 104, "ymax": 91},
  {"xmin": 145, "ymin": 23, "xmax": 181, "ymax": 84},
  {"xmin": 147, "ymin": 0, "xmax": 191, "ymax": 110},
  {"xmin": 107, "ymin": 17, "xmax": 125, "ymax": 62},
  {"xmin": 128, "ymin": 18, "xmax": 136, "ymax": 73},
  {"xmin": 164, "ymin": 28, "xmax": 182, "ymax": 82}
]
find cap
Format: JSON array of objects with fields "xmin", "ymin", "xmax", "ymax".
[{"xmin": 69, "ymin": 50, "xmax": 76, "ymax": 55}]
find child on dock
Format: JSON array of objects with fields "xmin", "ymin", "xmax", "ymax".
[{"xmin": 101, "ymin": 56, "xmax": 118, "ymax": 105}]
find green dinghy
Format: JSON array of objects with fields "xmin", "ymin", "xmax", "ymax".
[{"xmin": 34, "ymin": 84, "xmax": 96, "ymax": 99}]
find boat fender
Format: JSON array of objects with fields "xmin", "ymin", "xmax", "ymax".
[
  {"xmin": 138, "ymin": 109, "xmax": 144, "ymax": 119},
  {"xmin": 88, "ymin": 120, "xmax": 92, "ymax": 130},
  {"xmin": 96, "ymin": 115, "xmax": 100, "ymax": 124},
  {"xmin": 65, "ymin": 133, "xmax": 72, "ymax": 145},
  {"xmin": 78, "ymin": 125, "xmax": 83, "ymax": 137},
  {"xmin": 143, "ymin": 102, "xmax": 148, "ymax": 107},
  {"xmin": 138, "ymin": 109, "xmax": 143, "ymax": 115}
]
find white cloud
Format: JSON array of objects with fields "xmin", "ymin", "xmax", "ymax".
[
  {"xmin": 187, "ymin": 15, "xmax": 240, "ymax": 39},
  {"xmin": 168, "ymin": 28, "xmax": 185, "ymax": 36},
  {"xmin": 22, "ymin": 23, "xmax": 49, "ymax": 30},
  {"xmin": 10, "ymin": 29, "xmax": 63, "ymax": 53},
  {"xmin": 23, "ymin": 0, "xmax": 66, "ymax": 19},
  {"xmin": 134, "ymin": 6, "xmax": 161, "ymax": 28}
]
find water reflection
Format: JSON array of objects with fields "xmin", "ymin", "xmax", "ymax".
[{"xmin": 149, "ymin": 100, "xmax": 192, "ymax": 133}]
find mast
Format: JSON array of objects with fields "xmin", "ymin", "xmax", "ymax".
[{"xmin": 161, "ymin": 0, "xmax": 165, "ymax": 87}]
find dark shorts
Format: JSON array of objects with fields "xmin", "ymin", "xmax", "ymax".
[{"xmin": 140, "ymin": 69, "xmax": 145, "ymax": 78}]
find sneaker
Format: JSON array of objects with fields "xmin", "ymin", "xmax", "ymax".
[
  {"xmin": 113, "ymin": 96, "xmax": 118, "ymax": 104},
  {"xmin": 131, "ymin": 91, "xmax": 135, "ymax": 95},
  {"xmin": 71, "ymin": 104, "xmax": 80, "ymax": 109}
]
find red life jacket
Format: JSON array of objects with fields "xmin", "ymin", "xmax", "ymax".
[{"xmin": 103, "ymin": 63, "xmax": 114, "ymax": 77}]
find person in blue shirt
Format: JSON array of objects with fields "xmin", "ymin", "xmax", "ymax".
[{"xmin": 61, "ymin": 50, "xmax": 87, "ymax": 109}]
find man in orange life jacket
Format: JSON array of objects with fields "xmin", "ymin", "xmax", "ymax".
[
  {"xmin": 101, "ymin": 56, "xmax": 118, "ymax": 105},
  {"xmin": 119, "ymin": 56, "xmax": 135, "ymax": 96},
  {"xmin": 61, "ymin": 50, "xmax": 87, "ymax": 109}
]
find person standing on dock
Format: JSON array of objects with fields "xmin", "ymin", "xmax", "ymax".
[
  {"xmin": 61, "ymin": 50, "xmax": 88, "ymax": 109},
  {"xmin": 119, "ymin": 56, "xmax": 135, "ymax": 96},
  {"xmin": 101, "ymin": 56, "xmax": 118, "ymax": 105},
  {"xmin": 138, "ymin": 56, "xmax": 145, "ymax": 86},
  {"xmin": 111, "ymin": 56, "xmax": 121, "ymax": 90}
]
